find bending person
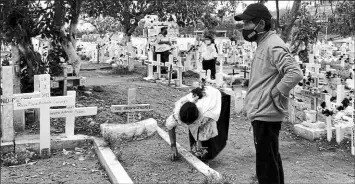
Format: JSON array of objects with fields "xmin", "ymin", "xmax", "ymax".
[{"xmin": 166, "ymin": 85, "xmax": 231, "ymax": 161}]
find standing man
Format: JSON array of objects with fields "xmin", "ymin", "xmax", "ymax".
[{"xmin": 234, "ymin": 3, "xmax": 303, "ymax": 184}]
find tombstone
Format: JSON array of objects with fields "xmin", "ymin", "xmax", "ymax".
[
  {"xmin": 234, "ymin": 88, "xmax": 246, "ymax": 114},
  {"xmin": 13, "ymin": 74, "xmax": 74, "ymax": 157},
  {"xmin": 1, "ymin": 66, "xmax": 42, "ymax": 141},
  {"xmin": 110, "ymin": 88, "xmax": 152, "ymax": 124},
  {"xmin": 50, "ymin": 91, "xmax": 97, "ymax": 137},
  {"xmin": 336, "ymin": 85, "xmax": 345, "ymax": 106},
  {"xmin": 309, "ymin": 54, "xmax": 315, "ymax": 64},
  {"xmin": 51, "ymin": 65, "xmax": 86, "ymax": 96},
  {"xmin": 143, "ymin": 51, "xmax": 155, "ymax": 80},
  {"xmin": 294, "ymin": 90, "xmax": 332, "ymax": 141}
]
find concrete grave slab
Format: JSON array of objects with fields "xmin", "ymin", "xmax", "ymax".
[{"xmin": 100, "ymin": 118, "xmax": 158, "ymax": 140}]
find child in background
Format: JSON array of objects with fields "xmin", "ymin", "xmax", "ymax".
[{"xmin": 201, "ymin": 35, "xmax": 218, "ymax": 80}]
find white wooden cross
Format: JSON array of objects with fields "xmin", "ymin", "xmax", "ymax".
[
  {"xmin": 165, "ymin": 55, "xmax": 185, "ymax": 87},
  {"xmin": 13, "ymin": 74, "xmax": 73, "ymax": 157},
  {"xmin": 51, "ymin": 65, "xmax": 86, "ymax": 95},
  {"xmin": 111, "ymin": 88, "xmax": 152, "ymax": 123},
  {"xmin": 305, "ymin": 63, "xmax": 321, "ymax": 75},
  {"xmin": 126, "ymin": 51, "xmax": 135, "ymax": 72},
  {"xmin": 143, "ymin": 52, "xmax": 165, "ymax": 80},
  {"xmin": 143, "ymin": 51, "xmax": 155, "ymax": 80},
  {"xmin": 50, "ymin": 91, "xmax": 97, "ymax": 137},
  {"xmin": 1, "ymin": 66, "xmax": 41, "ymax": 142}
]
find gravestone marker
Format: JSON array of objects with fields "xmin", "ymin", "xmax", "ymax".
[
  {"xmin": 50, "ymin": 91, "xmax": 97, "ymax": 137},
  {"xmin": 111, "ymin": 88, "xmax": 152, "ymax": 123},
  {"xmin": 13, "ymin": 74, "xmax": 73, "ymax": 157},
  {"xmin": 1, "ymin": 66, "xmax": 41, "ymax": 141}
]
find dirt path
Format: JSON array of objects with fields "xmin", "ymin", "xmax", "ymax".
[{"xmin": 79, "ymin": 63, "xmax": 354, "ymax": 183}]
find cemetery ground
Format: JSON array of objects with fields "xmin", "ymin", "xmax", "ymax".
[
  {"xmin": 2, "ymin": 62, "xmax": 354, "ymax": 184},
  {"xmin": 1, "ymin": 141, "xmax": 110, "ymax": 184}
]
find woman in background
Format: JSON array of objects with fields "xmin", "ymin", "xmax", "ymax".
[{"xmin": 201, "ymin": 35, "xmax": 218, "ymax": 80}]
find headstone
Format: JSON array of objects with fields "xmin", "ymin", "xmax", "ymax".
[
  {"xmin": 336, "ymin": 85, "xmax": 345, "ymax": 106},
  {"xmin": 309, "ymin": 54, "xmax": 314, "ymax": 63},
  {"xmin": 143, "ymin": 51, "xmax": 155, "ymax": 80},
  {"xmin": 13, "ymin": 74, "xmax": 74, "ymax": 157},
  {"xmin": 1, "ymin": 66, "xmax": 42, "ymax": 141},
  {"xmin": 50, "ymin": 91, "xmax": 97, "ymax": 137},
  {"xmin": 111, "ymin": 88, "xmax": 152, "ymax": 124}
]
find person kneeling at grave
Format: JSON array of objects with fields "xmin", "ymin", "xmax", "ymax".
[{"xmin": 166, "ymin": 85, "xmax": 230, "ymax": 161}]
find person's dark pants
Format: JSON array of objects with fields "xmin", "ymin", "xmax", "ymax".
[
  {"xmin": 153, "ymin": 51, "xmax": 170, "ymax": 74},
  {"xmin": 188, "ymin": 91, "xmax": 230, "ymax": 160},
  {"xmin": 252, "ymin": 120, "xmax": 284, "ymax": 184},
  {"xmin": 202, "ymin": 59, "xmax": 216, "ymax": 79}
]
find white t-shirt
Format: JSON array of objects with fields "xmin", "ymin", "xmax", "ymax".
[
  {"xmin": 165, "ymin": 86, "xmax": 222, "ymax": 141},
  {"xmin": 155, "ymin": 34, "xmax": 171, "ymax": 52}
]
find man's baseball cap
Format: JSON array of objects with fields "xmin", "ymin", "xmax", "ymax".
[{"xmin": 234, "ymin": 3, "xmax": 272, "ymax": 21}]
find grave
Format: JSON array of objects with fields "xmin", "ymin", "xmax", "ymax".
[
  {"xmin": 51, "ymin": 64, "xmax": 87, "ymax": 96},
  {"xmin": 100, "ymin": 88, "xmax": 157, "ymax": 139},
  {"xmin": 293, "ymin": 90, "xmax": 333, "ymax": 141},
  {"xmin": 50, "ymin": 91, "xmax": 97, "ymax": 137},
  {"xmin": 12, "ymin": 74, "xmax": 75, "ymax": 157},
  {"xmin": 155, "ymin": 55, "xmax": 189, "ymax": 89},
  {"xmin": 1, "ymin": 66, "xmax": 41, "ymax": 142}
]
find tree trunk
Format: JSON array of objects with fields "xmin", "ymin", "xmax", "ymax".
[
  {"xmin": 60, "ymin": 27, "xmax": 81, "ymax": 76},
  {"xmin": 54, "ymin": 0, "xmax": 82, "ymax": 76},
  {"xmin": 17, "ymin": 42, "xmax": 41, "ymax": 85},
  {"xmin": 280, "ymin": 0, "xmax": 302, "ymax": 42}
]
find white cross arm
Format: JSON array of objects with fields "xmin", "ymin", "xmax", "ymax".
[
  {"xmin": 13, "ymin": 96, "xmax": 74, "ymax": 110},
  {"xmin": 50, "ymin": 107, "xmax": 98, "ymax": 118},
  {"xmin": 1, "ymin": 92, "xmax": 41, "ymax": 104},
  {"xmin": 111, "ymin": 104, "xmax": 151, "ymax": 113},
  {"xmin": 300, "ymin": 89, "xmax": 329, "ymax": 100}
]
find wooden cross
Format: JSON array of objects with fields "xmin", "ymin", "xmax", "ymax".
[
  {"xmin": 50, "ymin": 91, "xmax": 97, "ymax": 137},
  {"xmin": 125, "ymin": 51, "xmax": 135, "ymax": 72},
  {"xmin": 165, "ymin": 55, "xmax": 184, "ymax": 87},
  {"xmin": 51, "ymin": 64, "xmax": 86, "ymax": 95},
  {"xmin": 13, "ymin": 74, "xmax": 74, "ymax": 157},
  {"xmin": 143, "ymin": 51, "xmax": 155, "ymax": 80},
  {"xmin": 110, "ymin": 88, "xmax": 152, "ymax": 123},
  {"xmin": 1, "ymin": 66, "xmax": 41, "ymax": 142},
  {"xmin": 143, "ymin": 52, "xmax": 164, "ymax": 80},
  {"xmin": 240, "ymin": 65, "xmax": 250, "ymax": 79},
  {"xmin": 305, "ymin": 63, "xmax": 321, "ymax": 75}
]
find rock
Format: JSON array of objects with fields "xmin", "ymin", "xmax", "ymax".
[
  {"xmin": 93, "ymin": 86, "xmax": 105, "ymax": 92},
  {"xmin": 100, "ymin": 118, "xmax": 158, "ymax": 140},
  {"xmin": 84, "ymin": 91, "xmax": 92, "ymax": 96}
]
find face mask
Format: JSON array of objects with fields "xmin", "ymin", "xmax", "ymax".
[{"xmin": 242, "ymin": 21, "xmax": 263, "ymax": 42}]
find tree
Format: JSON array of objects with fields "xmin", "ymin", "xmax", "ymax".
[
  {"xmin": 1, "ymin": 0, "xmax": 45, "ymax": 86},
  {"xmin": 82, "ymin": 0, "xmax": 222, "ymax": 43},
  {"xmin": 1, "ymin": 0, "xmax": 85, "ymax": 80},
  {"xmin": 287, "ymin": 2, "xmax": 324, "ymax": 62},
  {"xmin": 82, "ymin": 16, "xmax": 122, "ymax": 37},
  {"xmin": 327, "ymin": 1, "xmax": 355, "ymax": 37},
  {"xmin": 276, "ymin": 0, "xmax": 302, "ymax": 42}
]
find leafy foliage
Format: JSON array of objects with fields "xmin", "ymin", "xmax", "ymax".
[{"xmin": 327, "ymin": 1, "xmax": 355, "ymax": 37}]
